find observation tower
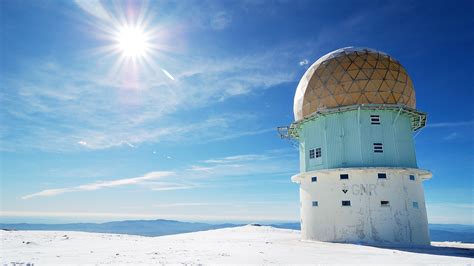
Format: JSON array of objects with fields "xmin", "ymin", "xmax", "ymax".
[{"xmin": 280, "ymin": 47, "xmax": 432, "ymax": 246}]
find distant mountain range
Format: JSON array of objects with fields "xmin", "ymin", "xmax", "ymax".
[
  {"xmin": 0, "ymin": 219, "xmax": 241, "ymax": 237},
  {"xmin": 1, "ymin": 219, "xmax": 473, "ymax": 243}
]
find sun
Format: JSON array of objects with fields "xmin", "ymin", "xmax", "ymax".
[
  {"xmin": 85, "ymin": 2, "xmax": 176, "ymax": 82},
  {"xmin": 115, "ymin": 25, "xmax": 150, "ymax": 58}
]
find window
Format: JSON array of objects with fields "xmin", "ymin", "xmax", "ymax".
[
  {"xmin": 381, "ymin": 201, "xmax": 390, "ymax": 207},
  {"xmin": 342, "ymin": 200, "xmax": 351, "ymax": 206},
  {"xmin": 340, "ymin": 174, "xmax": 349, "ymax": 180},
  {"xmin": 309, "ymin": 148, "xmax": 322, "ymax": 160},
  {"xmin": 312, "ymin": 201, "xmax": 318, "ymax": 207},
  {"xmin": 311, "ymin": 176, "xmax": 317, "ymax": 182},
  {"xmin": 373, "ymin": 143, "xmax": 384, "ymax": 153},
  {"xmin": 413, "ymin": 202, "xmax": 419, "ymax": 208},
  {"xmin": 378, "ymin": 173, "xmax": 387, "ymax": 179},
  {"xmin": 315, "ymin": 148, "xmax": 322, "ymax": 158},
  {"xmin": 409, "ymin": 175, "xmax": 415, "ymax": 181},
  {"xmin": 370, "ymin": 115, "xmax": 381, "ymax": 125}
]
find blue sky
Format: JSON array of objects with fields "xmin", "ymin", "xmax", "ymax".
[{"xmin": 0, "ymin": 0, "xmax": 473, "ymax": 224}]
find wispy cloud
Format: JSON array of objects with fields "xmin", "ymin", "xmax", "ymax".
[
  {"xmin": 202, "ymin": 153, "xmax": 271, "ymax": 164},
  {"xmin": 2, "ymin": 0, "xmax": 421, "ymax": 154},
  {"xmin": 74, "ymin": 0, "xmax": 112, "ymax": 22},
  {"xmin": 187, "ymin": 149, "xmax": 297, "ymax": 180},
  {"xmin": 1, "ymin": 49, "xmax": 296, "ymax": 152},
  {"xmin": 426, "ymin": 120, "xmax": 474, "ymax": 128},
  {"xmin": 21, "ymin": 149, "xmax": 297, "ymax": 199},
  {"xmin": 443, "ymin": 132, "xmax": 459, "ymax": 141},
  {"xmin": 22, "ymin": 171, "xmax": 174, "ymax": 199},
  {"xmin": 299, "ymin": 59, "xmax": 309, "ymax": 66},
  {"xmin": 4, "ymin": 0, "xmax": 384, "ymax": 153}
]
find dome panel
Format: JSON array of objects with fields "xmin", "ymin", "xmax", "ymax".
[{"xmin": 294, "ymin": 47, "xmax": 416, "ymax": 120}]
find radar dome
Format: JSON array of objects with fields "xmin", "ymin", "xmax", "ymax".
[{"xmin": 294, "ymin": 47, "xmax": 416, "ymax": 121}]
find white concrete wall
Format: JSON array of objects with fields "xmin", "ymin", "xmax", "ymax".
[{"xmin": 292, "ymin": 167, "xmax": 431, "ymax": 246}]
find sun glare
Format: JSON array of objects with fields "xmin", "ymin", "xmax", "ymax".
[
  {"xmin": 89, "ymin": 3, "xmax": 176, "ymax": 82},
  {"xmin": 116, "ymin": 25, "xmax": 150, "ymax": 58}
]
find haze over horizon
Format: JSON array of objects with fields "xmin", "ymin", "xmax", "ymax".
[{"xmin": 1, "ymin": 0, "xmax": 473, "ymax": 225}]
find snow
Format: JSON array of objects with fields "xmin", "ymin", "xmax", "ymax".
[{"xmin": 1, "ymin": 225, "xmax": 473, "ymax": 264}]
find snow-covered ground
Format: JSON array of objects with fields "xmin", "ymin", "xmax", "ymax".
[{"xmin": 1, "ymin": 225, "xmax": 473, "ymax": 264}]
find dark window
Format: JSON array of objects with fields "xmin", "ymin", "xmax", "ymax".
[
  {"xmin": 312, "ymin": 201, "xmax": 318, "ymax": 207},
  {"xmin": 409, "ymin": 175, "xmax": 415, "ymax": 181},
  {"xmin": 311, "ymin": 176, "xmax": 317, "ymax": 182},
  {"xmin": 342, "ymin": 200, "xmax": 351, "ymax": 206},
  {"xmin": 378, "ymin": 173, "xmax": 387, "ymax": 179},
  {"xmin": 413, "ymin": 202, "xmax": 419, "ymax": 208},
  {"xmin": 373, "ymin": 143, "xmax": 384, "ymax": 153},
  {"xmin": 371, "ymin": 115, "xmax": 381, "ymax": 125},
  {"xmin": 340, "ymin": 174, "xmax": 349, "ymax": 180},
  {"xmin": 309, "ymin": 148, "xmax": 322, "ymax": 160},
  {"xmin": 381, "ymin": 201, "xmax": 390, "ymax": 207},
  {"xmin": 315, "ymin": 147, "xmax": 322, "ymax": 158}
]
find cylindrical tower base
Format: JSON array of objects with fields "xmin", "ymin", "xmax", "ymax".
[{"xmin": 292, "ymin": 167, "xmax": 431, "ymax": 246}]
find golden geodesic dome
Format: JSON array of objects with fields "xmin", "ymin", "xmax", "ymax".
[{"xmin": 294, "ymin": 47, "xmax": 416, "ymax": 121}]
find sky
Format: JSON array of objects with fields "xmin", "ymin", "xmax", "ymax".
[{"xmin": 0, "ymin": 0, "xmax": 473, "ymax": 224}]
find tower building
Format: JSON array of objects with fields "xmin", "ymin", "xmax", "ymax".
[{"xmin": 283, "ymin": 47, "xmax": 432, "ymax": 246}]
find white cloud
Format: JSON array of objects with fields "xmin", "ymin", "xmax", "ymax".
[
  {"xmin": 443, "ymin": 132, "xmax": 459, "ymax": 141},
  {"xmin": 148, "ymin": 183, "xmax": 195, "ymax": 191},
  {"xmin": 74, "ymin": 0, "xmax": 112, "ymax": 22},
  {"xmin": 78, "ymin": 140, "xmax": 89, "ymax": 147},
  {"xmin": 185, "ymin": 149, "xmax": 297, "ymax": 180},
  {"xmin": 426, "ymin": 120, "xmax": 474, "ymax": 128},
  {"xmin": 125, "ymin": 142, "xmax": 135, "ymax": 148},
  {"xmin": 1, "ymin": 49, "xmax": 296, "ymax": 152},
  {"xmin": 299, "ymin": 59, "xmax": 309, "ymax": 66},
  {"xmin": 21, "ymin": 149, "xmax": 297, "ymax": 200},
  {"xmin": 202, "ymin": 154, "xmax": 270, "ymax": 164},
  {"xmin": 2, "ymin": 1, "xmax": 308, "ymax": 153},
  {"xmin": 22, "ymin": 171, "xmax": 174, "ymax": 200}
]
